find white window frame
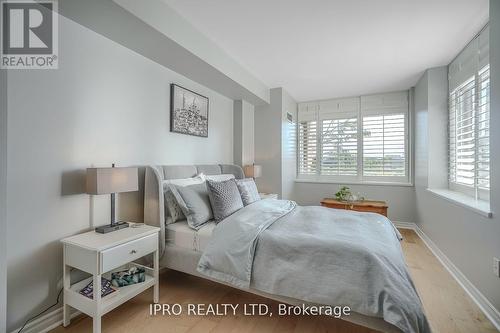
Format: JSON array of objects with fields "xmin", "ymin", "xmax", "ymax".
[{"xmin": 297, "ymin": 91, "xmax": 411, "ymax": 185}]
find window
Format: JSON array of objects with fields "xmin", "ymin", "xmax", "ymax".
[
  {"xmin": 448, "ymin": 25, "xmax": 489, "ymax": 201},
  {"xmin": 449, "ymin": 77, "xmax": 475, "ymax": 187},
  {"xmin": 297, "ymin": 91, "xmax": 409, "ymax": 184},
  {"xmin": 363, "ymin": 114, "xmax": 406, "ymax": 177},
  {"xmin": 298, "ymin": 120, "xmax": 317, "ymax": 175},
  {"xmin": 449, "ymin": 65, "xmax": 489, "ymax": 200},
  {"xmin": 321, "ymin": 117, "xmax": 358, "ymax": 176}
]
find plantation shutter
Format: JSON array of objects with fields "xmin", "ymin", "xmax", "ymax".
[
  {"xmin": 318, "ymin": 98, "xmax": 359, "ymax": 177},
  {"xmin": 297, "ymin": 92, "xmax": 409, "ymax": 183},
  {"xmin": 448, "ymin": 25, "xmax": 489, "ymax": 199},
  {"xmin": 298, "ymin": 104, "xmax": 318, "ymax": 175},
  {"xmin": 320, "ymin": 117, "xmax": 358, "ymax": 176},
  {"xmin": 361, "ymin": 92, "xmax": 408, "ymax": 180},
  {"xmin": 363, "ymin": 114, "xmax": 406, "ymax": 176},
  {"xmin": 449, "ymin": 78, "xmax": 476, "ymax": 186},
  {"xmin": 477, "ymin": 65, "xmax": 490, "ymax": 190}
]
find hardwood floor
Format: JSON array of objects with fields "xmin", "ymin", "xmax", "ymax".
[
  {"xmin": 51, "ymin": 229, "xmax": 497, "ymax": 333},
  {"xmin": 398, "ymin": 229, "xmax": 496, "ymax": 333}
]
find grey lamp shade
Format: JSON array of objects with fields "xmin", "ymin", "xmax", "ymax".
[
  {"xmin": 243, "ymin": 164, "xmax": 262, "ymax": 178},
  {"xmin": 86, "ymin": 167, "xmax": 138, "ymax": 194}
]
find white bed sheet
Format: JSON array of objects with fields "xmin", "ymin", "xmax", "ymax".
[{"xmin": 166, "ymin": 220, "xmax": 216, "ymax": 252}]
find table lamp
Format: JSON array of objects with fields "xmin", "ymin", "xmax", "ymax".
[
  {"xmin": 86, "ymin": 164, "xmax": 138, "ymax": 233},
  {"xmin": 243, "ymin": 164, "xmax": 262, "ymax": 179}
]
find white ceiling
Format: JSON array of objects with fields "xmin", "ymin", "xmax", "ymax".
[{"xmin": 163, "ymin": 0, "xmax": 489, "ymax": 102}]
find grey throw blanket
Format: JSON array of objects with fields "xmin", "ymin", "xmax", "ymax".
[{"xmin": 198, "ymin": 199, "xmax": 431, "ymax": 333}]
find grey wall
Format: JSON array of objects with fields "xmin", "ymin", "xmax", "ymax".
[
  {"xmin": 281, "ymin": 90, "xmax": 297, "ymax": 200},
  {"xmin": 242, "ymin": 102, "xmax": 255, "ymax": 166},
  {"xmin": 233, "ymin": 100, "xmax": 255, "ymax": 167},
  {"xmin": 254, "ymin": 87, "xmax": 297, "ymax": 198},
  {"xmin": 413, "ymin": 67, "xmax": 449, "ymax": 193},
  {"xmin": 255, "ymin": 88, "xmax": 283, "ymax": 196},
  {"xmin": 413, "ymin": 8, "xmax": 500, "ymax": 315},
  {"xmin": 234, "ymin": 102, "xmax": 243, "ymax": 166},
  {"xmin": 1, "ymin": 61, "xmax": 8, "ymax": 333},
  {"xmin": 6, "ymin": 13, "xmax": 234, "ymax": 332},
  {"xmin": 426, "ymin": 68, "xmax": 449, "ymax": 189},
  {"xmin": 292, "ymin": 183, "xmax": 417, "ymax": 222},
  {"xmin": 414, "ymin": 72, "xmax": 429, "ymax": 189}
]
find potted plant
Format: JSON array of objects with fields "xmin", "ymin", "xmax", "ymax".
[
  {"xmin": 335, "ymin": 186, "xmax": 352, "ymax": 202},
  {"xmin": 335, "ymin": 186, "xmax": 364, "ymax": 202}
]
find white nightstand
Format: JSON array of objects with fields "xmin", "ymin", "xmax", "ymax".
[
  {"xmin": 259, "ymin": 193, "xmax": 278, "ymax": 200},
  {"xmin": 61, "ymin": 224, "xmax": 160, "ymax": 333}
]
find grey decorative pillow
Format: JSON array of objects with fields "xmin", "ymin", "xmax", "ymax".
[
  {"xmin": 162, "ymin": 175, "xmax": 205, "ymax": 224},
  {"xmin": 164, "ymin": 188, "xmax": 185, "ymax": 223},
  {"xmin": 235, "ymin": 178, "xmax": 260, "ymax": 206},
  {"xmin": 207, "ymin": 179, "xmax": 244, "ymax": 222},
  {"xmin": 169, "ymin": 183, "xmax": 213, "ymax": 230}
]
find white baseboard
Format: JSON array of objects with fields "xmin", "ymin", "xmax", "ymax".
[
  {"xmin": 395, "ymin": 221, "xmax": 500, "ymax": 331},
  {"xmin": 392, "ymin": 221, "xmax": 417, "ymax": 229},
  {"xmin": 10, "ymin": 307, "xmax": 80, "ymax": 333},
  {"xmin": 11, "ymin": 221, "xmax": 500, "ymax": 333}
]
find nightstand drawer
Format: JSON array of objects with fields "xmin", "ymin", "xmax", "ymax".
[{"xmin": 100, "ymin": 234, "xmax": 157, "ymax": 273}]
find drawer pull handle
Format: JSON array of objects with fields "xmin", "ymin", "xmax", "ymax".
[{"xmin": 130, "ymin": 249, "xmax": 137, "ymax": 254}]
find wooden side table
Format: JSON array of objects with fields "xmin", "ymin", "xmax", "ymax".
[
  {"xmin": 61, "ymin": 224, "xmax": 160, "ymax": 333},
  {"xmin": 321, "ymin": 198, "xmax": 388, "ymax": 217}
]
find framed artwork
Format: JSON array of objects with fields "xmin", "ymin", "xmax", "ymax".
[{"xmin": 170, "ymin": 84, "xmax": 209, "ymax": 137}]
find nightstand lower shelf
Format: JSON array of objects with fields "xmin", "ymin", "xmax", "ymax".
[{"xmin": 66, "ymin": 273, "xmax": 155, "ymax": 317}]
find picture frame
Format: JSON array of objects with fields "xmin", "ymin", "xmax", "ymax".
[{"xmin": 170, "ymin": 83, "xmax": 209, "ymax": 137}]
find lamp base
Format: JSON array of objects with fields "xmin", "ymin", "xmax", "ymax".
[{"xmin": 95, "ymin": 221, "xmax": 129, "ymax": 234}]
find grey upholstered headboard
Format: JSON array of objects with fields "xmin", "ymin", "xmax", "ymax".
[{"xmin": 143, "ymin": 164, "xmax": 244, "ymax": 256}]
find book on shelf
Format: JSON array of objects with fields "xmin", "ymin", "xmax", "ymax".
[{"xmin": 79, "ymin": 277, "xmax": 118, "ymax": 299}]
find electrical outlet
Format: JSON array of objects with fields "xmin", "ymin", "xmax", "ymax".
[{"xmin": 494, "ymin": 257, "xmax": 500, "ymax": 278}]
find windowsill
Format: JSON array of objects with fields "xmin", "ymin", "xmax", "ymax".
[
  {"xmin": 295, "ymin": 179, "xmax": 414, "ymax": 187},
  {"xmin": 426, "ymin": 188, "xmax": 492, "ymax": 218}
]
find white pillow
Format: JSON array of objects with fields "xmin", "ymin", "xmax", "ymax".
[
  {"xmin": 162, "ymin": 174, "xmax": 206, "ymax": 223},
  {"xmin": 201, "ymin": 173, "xmax": 235, "ymax": 182},
  {"xmin": 163, "ymin": 174, "xmax": 205, "ymax": 187}
]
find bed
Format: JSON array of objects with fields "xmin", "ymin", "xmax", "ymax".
[{"xmin": 144, "ymin": 164, "xmax": 430, "ymax": 333}]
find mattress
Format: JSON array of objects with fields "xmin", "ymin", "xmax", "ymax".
[{"xmin": 166, "ymin": 220, "xmax": 216, "ymax": 252}]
